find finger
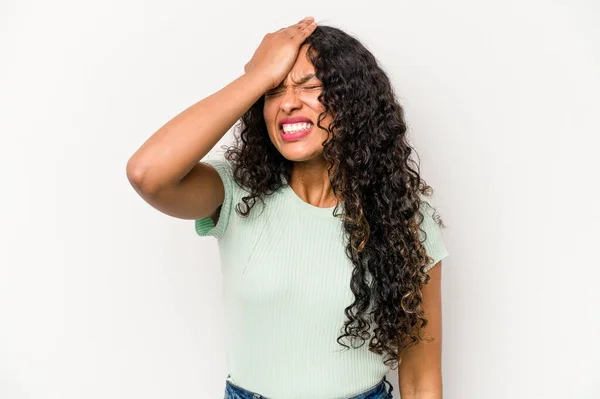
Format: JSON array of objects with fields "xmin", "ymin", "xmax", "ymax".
[
  {"xmin": 295, "ymin": 17, "xmax": 314, "ymax": 29},
  {"xmin": 284, "ymin": 17, "xmax": 314, "ymax": 32},
  {"xmin": 281, "ymin": 18, "xmax": 315, "ymax": 40},
  {"xmin": 291, "ymin": 20, "xmax": 317, "ymax": 40},
  {"xmin": 274, "ymin": 19, "xmax": 301, "ymax": 34},
  {"xmin": 296, "ymin": 16, "xmax": 314, "ymax": 24}
]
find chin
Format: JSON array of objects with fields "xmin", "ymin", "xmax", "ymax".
[
  {"xmin": 279, "ymin": 147, "xmax": 325, "ymax": 163},
  {"xmin": 268, "ymin": 131, "xmax": 327, "ymax": 162}
]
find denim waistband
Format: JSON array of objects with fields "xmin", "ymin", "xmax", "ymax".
[{"xmin": 224, "ymin": 374, "xmax": 393, "ymax": 399}]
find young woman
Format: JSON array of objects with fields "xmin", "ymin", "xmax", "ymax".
[{"xmin": 127, "ymin": 17, "xmax": 449, "ymax": 399}]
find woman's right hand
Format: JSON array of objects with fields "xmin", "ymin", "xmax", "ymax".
[{"xmin": 244, "ymin": 17, "xmax": 318, "ymax": 91}]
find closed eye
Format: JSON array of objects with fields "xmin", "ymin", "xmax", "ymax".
[
  {"xmin": 265, "ymin": 89, "xmax": 284, "ymax": 97},
  {"xmin": 265, "ymin": 85, "xmax": 323, "ymax": 97}
]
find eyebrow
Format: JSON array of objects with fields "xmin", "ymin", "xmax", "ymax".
[{"xmin": 272, "ymin": 73, "xmax": 317, "ymax": 90}]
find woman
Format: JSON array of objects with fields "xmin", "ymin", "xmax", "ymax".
[{"xmin": 127, "ymin": 17, "xmax": 449, "ymax": 399}]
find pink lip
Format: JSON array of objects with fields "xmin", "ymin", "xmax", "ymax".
[{"xmin": 280, "ymin": 124, "xmax": 313, "ymax": 142}]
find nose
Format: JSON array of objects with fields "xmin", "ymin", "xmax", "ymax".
[{"xmin": 280, "ymin": 87, "xmax": 302, "ymax": 113}]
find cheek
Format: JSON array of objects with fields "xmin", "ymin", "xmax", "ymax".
[
  {"xmin": 263, "ymin": 102, "xmax": 277, "ymax": 127},
  {"xmin": 305, "ymin": 96, "xmax": 325, "ymax": 111},
  {"xmin": 263, "ymin": 100, "xmax": 279, "ymax": 116},
  {"xmin": 309, "ymin": 93, "xmax": 328, "ymax": 110}
]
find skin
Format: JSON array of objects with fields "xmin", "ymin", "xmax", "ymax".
[
  {"xmin": 398, "ymin": 262, "xmax": 444, "ymax": 398},
  {"xmin": 262, "ymin": 44, "xmax": 342, "ymax": 209}
]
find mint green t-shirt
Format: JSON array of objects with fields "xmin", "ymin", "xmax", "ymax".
[{"xmin": 194, "ymin": 151, "xmax": 449, "ymax": 399}]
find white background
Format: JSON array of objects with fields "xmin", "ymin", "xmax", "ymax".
[{"xmin": 1, "ymin": 1, "xmax": 599, "ymax": 398}]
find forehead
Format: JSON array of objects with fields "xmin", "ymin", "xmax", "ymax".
[{"xmin": 286, "ymin": 45, "xmax": 316, "ymax": 80}]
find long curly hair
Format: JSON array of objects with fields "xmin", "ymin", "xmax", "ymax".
[{"xmin": 219, "ymin": 24, "xmax": 446, "ymax": 369}]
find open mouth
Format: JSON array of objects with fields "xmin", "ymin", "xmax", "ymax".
[{"xmin": 280, "ymin": 122, "xmax": 314, "ymax": 134}]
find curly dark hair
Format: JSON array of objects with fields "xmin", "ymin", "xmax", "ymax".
[{"xmin": 219, "ymin": 24, "xmax": 446, "ymax": 370}]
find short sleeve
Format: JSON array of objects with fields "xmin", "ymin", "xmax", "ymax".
[
  {"xmin": 194, "ymin": 152, "xmax": 235, "ymax": 239},
  {"xmin": 418, "ymin": 196, "xmax": 450, "ymax": 272}
]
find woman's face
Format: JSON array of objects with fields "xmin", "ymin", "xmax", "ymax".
[{"xmin": 263, "ymin": 45, "xmax": 334, "ymax": 163}]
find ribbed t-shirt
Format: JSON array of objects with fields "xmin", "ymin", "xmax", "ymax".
[{"xmin": 194, "ymin": 151, "xmax": 450, "ymax": 399}]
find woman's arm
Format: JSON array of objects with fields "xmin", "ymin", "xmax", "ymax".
[{"xmin": 397, "ymin": 261, "xmax": 443, "ymax": 399}]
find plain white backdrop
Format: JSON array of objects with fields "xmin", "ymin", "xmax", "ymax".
[{"xmin": 1, "ymin": 0, "xmax": 599, "ymax": 398}]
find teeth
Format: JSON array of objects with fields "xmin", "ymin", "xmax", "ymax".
[{"xmin": 281, "ymin": 122, "xmax": 313, "ymax": 133}]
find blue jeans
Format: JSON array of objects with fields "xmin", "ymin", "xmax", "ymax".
[{"xmin": 223, "ymin": 374, "xmax": 393, "ymax": 399}]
